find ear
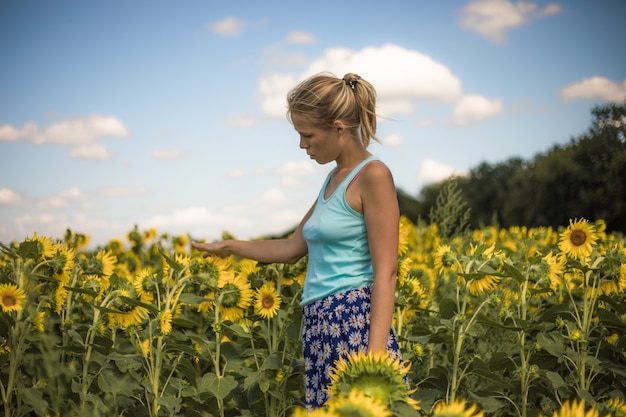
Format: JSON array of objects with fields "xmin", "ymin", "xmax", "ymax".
[{"xmin": 333, "ymin": 120, "xmax": 346, "ymax": 134}]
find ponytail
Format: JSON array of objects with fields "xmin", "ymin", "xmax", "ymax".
[{"xmin": 287, "ymin": 72, "xmax": 379, "ymax": 147}]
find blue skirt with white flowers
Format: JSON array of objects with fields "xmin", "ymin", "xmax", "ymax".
[{"xmin": 301, "ymin": 286, "xmax": 404, "ymax": 409}]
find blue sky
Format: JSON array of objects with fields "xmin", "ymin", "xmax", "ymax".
[{"xmin": 1, "ymin": 0, "xmax": 625, "ymax": 247}]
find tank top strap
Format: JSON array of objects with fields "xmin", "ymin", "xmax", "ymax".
[{"xmin": 338, "ymin": 155, "xmax": 380, "ymax": 193}]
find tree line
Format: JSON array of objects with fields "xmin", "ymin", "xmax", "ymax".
[{"xmin": 399, "ymin": 100, "xmax": 626, "ymax": 234}]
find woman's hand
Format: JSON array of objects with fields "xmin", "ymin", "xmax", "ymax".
[{"xmin": 191, "ymin": 241, "xmax": 230, "ymax": 258}]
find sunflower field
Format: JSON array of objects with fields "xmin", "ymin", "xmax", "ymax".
[{"xmin": 1, "ymin": 217, "xmax": 625, "ymax": 417}]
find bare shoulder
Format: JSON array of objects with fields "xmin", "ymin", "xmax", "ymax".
[{"xmin": 360, "ymin": 160, "xmax": 395, "ymax": 187}]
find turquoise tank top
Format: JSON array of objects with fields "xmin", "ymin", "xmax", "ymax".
[{"xmin": 300, "ymin": 155, "xmax": 380, "ymax": 306}]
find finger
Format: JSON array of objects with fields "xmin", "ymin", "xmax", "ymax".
[{"xmin": 191, "ymin": 241, "xmax": 207, "ymax": 250}]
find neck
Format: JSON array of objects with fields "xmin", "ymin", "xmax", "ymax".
[{"xmin": 335, "ymin": 147, "xmax": 371, "ymax": 172}]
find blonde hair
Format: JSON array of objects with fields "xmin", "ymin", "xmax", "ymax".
[{"xmin": 287, "ymin": 72, "xmax": 378, "ymax": 147}]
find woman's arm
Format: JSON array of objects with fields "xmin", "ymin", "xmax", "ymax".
[
  {"xmin": 359, "ymin": 161, "xmax": 400, "ymax": 353},
  {"xmin": 191, "ymin": 202, "xmax": 314, "ymax": 264}
]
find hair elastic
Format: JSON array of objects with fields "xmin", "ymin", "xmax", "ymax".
[{"xmin": 343, "ymin": 75, "xmax": 361, "ymax": 90}]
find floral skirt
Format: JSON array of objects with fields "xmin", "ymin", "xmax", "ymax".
[{"xmin": 301, "ymin": 286, "xmax": 404, "ymax": 409}]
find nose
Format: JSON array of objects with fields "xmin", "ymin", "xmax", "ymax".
[{"xmin": 299, "ymin": 137, "xmax": 308, "ymax": 149}]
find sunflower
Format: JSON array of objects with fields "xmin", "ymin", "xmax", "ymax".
[
  {"xmin": 551, "ymin": 399, "xmax": 599, "ymax": 417},
  {"xmin": 396, "ymin": 276, "xmax": 427, "ymax": 317},
  {"xmin": 26, "ymin": 232, "xmax": 55, "ymax": 260},
  {"xmin": 192, "ymin": 256, "xmax": 233, "ymax": 312},
  {"xmin": 237, "ymin": 259, "xmax": 260, "ymax": 281},
  {"xmin": 280, "ymin": 259, "xmax": 307, "ymax": 287},
  {"xmin": 51, "ymin": 247, "xmax": 75, "ymax": 313},
  {"xmin": 32, "ymin": 310, "xmax": 45, "ymax": 332},
  {"xmin": 468, "ymin": 274, "xmax": 500, "ymax": 296},
  {"xmin": 559, "ymin": 218, "xmax": 597, "ymax": 261},
  {"xmin": 63, "ymin": 229, "xmax": 90, "ymax": 251},
  {"xmin": 159, "ymin": 309, "xmax": 173, "ymax": 335},
  {"xmin": 107, "ymin": 288, "xmax": 150, "ymax": 329},
  {"xmin": 216, "ymin": 273, "xmax": 253, "ymax": 322},
  {"xmin": 397, "ymin": 257, "xmax": 413, "ymax": 284},
  {"xmin": 603, "ymin": 333, "xmax": 619, "ymax": 345},
  {"xmin": 597, "ymin": 249, "xmax": 626, "ymax": 295},
  {"xmin": 144, "ymin": 227, "xmax": 157, "ymax": 242},
  {"xmin": 541, "ymin": 252, "xmax": 567, "ymax": 290},
  {"xmin": 164, "ymin": 252, "xmax": 192, "ymax": 278},
  {"xmin": 412, "ymin": 343, "xmax": 425, "ymax": 359},
  {"xmin": 50, "ymin": 243, "xmax": 75, "ymax": 278},
  {"xmin": 254, "ymin": 283, "xmax": 282, "ymax": 319},
  {"xmin": 434, "ymin": 244, "xmax": 456, "ymax": 274},
  {"xmin": 126, "ymin": 228, "xmax": 144, "ymax": 249},
  {"xmin": 569, "ymin": 329, "xmax": 583, "ymax": 342},
  {"xmin": 84, "ymin": 250, "xmax": 118, "ymax": 278},
  {"xmin": 327, "ymin": 350, "xmax": 418, "ymax": 410},
  {"xmin": 140, "ymin": 339, "xmax": 151, "ymax": 358},
  {"xmin": 106, "ymin": 238, "xmax": 125, "ymax": 256},
  {"xmin": 54, "ymin": 284, "xmax": 69, "ymax": 315},
  {"xmin": 398, "ymin": 215, "xmax": 414, "ymax": 256},
  {"xmin": 604, "ymin": 397, "xmax": 626, "ymax": 417},
  {"xmin": 292, "ymin": 407, "xmax": 335, "ymax": 417},
  {"xmin": 173, "ymin": 234, "xmax": 190, "ymax": 254},
  {"xmin": 598, "ymin": 270, "xmax": 626, "ymax": 296},
  {"xmin": 432, "ymin": 399, "xmax": 484, "ymax": 417},
  {"xmin": 81, "ymin": 274, "xmax": 111, "ymax": 301},
  {"xmin": 0, "ymin": 283, "xmax": 26, "ymax": 313},
  {"xmin": 0, "ymin": 337, "xmax": 10, "ymax": 354},
  {"xmin": 327, "ymin": 388, "xmax": 392, "ymax": 417},
  {"xmin": 134, "ymin": 268, "xmax": 159, "ymax": 303}
]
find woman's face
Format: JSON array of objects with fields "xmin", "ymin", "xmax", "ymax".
[{"xmin": 291, "ymin": 113, "xmax": 339, "ymax": 165}]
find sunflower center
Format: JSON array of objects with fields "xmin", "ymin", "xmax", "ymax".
[
  {"xmin": 2, "ymin": 294, "xmax": 16, "ymax": 307},
  {"xmin": 261, "ymin": 293, "xmax": 275, "ymax": 309},
  {"xmin": 570, "ymin": 230, "xmax": 587, "ymax": 246}
]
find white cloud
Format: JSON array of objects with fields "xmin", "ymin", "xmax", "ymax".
[
  {"xmin": 381, "ymin": 134, "xmax": 403, "ymax": 148},
  {"xmin": 461, "ymin": 0, "xmax": 562, "ymax": 44},
  {"xmin": 209, "ymin": 17, "xmax": 246, "ymax": 36},
  {"xmin": 152, "ymin": 149, "xmax": 184, "ymax": 160},
  {"xmin": 539, "ymin": 3, "xmax": 562, "ymax": 16},
  {"xmin": 140, "ymin": 205, "xmax": 252, "ymax": 241},
  {"xmin": 417, "ymin": 159, "xmax": 468, "ymax": 186},
  {"xmin": 253, "ymin": 188, "xmax": 286, "ymax": 205},
  {"xmin": 377, "ymin": 99, "xmax": 415, "ymax": 118},
  {"xmin": 38, "ymin": 187, "xmax": 87, "ymax": 209},
  {"xmin": 275, "ymin": 159, "xmax": 322, "ymax": 188},
  {"xmin": 560, "ymin": 76, "xmax": 626, "ymax": 103},
  {"xmin": 0, "ymin": 122, "xmax": 38, "ymax": 142},
  {"xmin": 0, "ymin": 114, "xmax": 129, "ymax": 159},
  {"xmin": 69, "ymin": 143, "xmax": 114, "ymax": 159},
  {"xmin": 452, "ymin": 94, "xmax": 504, "ymax": 126},
  {"xmin": 15, "ymin": 213, "xmax": 58, "ymax": 230},
  {"xmin": 0, "ymin": 188, "xmax": 23, "ymax": 206},
  {"xmin": 10, "ymin": 212, "xmax": 131, "ymax": 247},
  {"xmin": 0, "ymin": 114, "xmax": 129, "ymax": 145},
  {"xmin": 414, "ymin": 119, "xmax": 435, "ymax": 129},
  {"xmin": 224, "ymin": 114, "xmax": 261, "ymax": 128},
  {"xmin": 286, "ymin": 31, "xmax": 316, "ymax": 44},
  {"xmin": 261, "ymin": 32, "xmax": 314, "ymax": 68},
  {"xmin": 258, "ymin": 44, "xmax": 463, "ymax": 118},
  {"xmin": 258, "ymin": 73, "xmax": 298, "ymax": 118},
  {"xmin": 98, "ymin": 186, "xmax": 151, "ymax": 198},
  {"xmin": 228, "ymin": 168, "xmax": 246, "ymax": 178},
  {"xmin": 0, "ymin": 187, "xmax": 88, "ymax": 210},
  {"xmin": 144, "ymin": 206, "xmax": 213, "ymax": 229}
]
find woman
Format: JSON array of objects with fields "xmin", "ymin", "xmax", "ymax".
[{"xmin": 192, "ymin": 72, "xmax": 403, "ymax": 409}]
